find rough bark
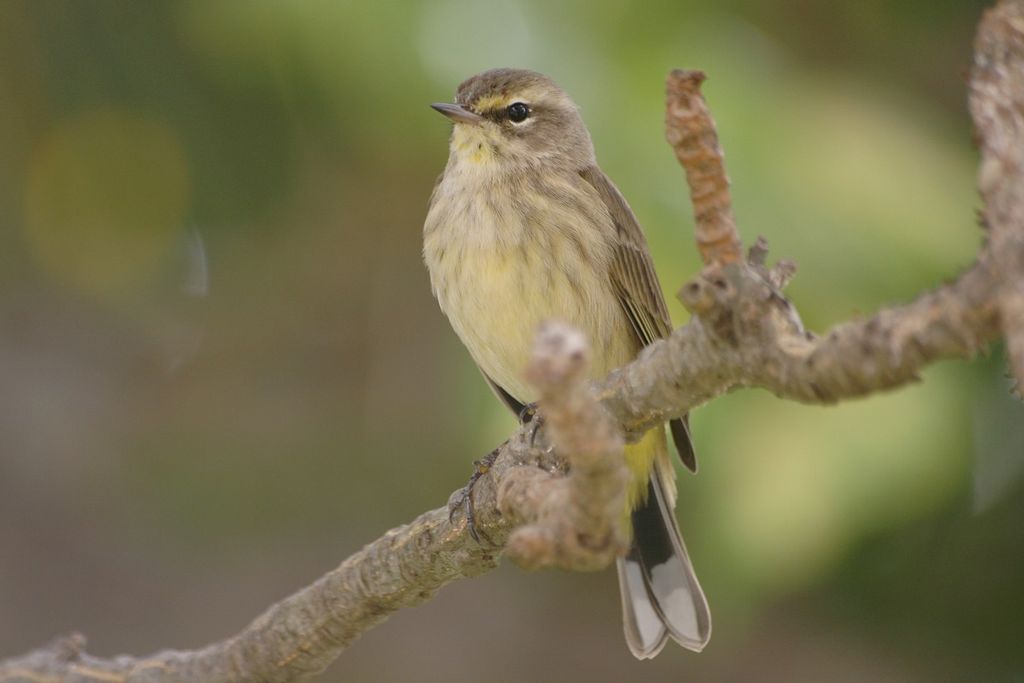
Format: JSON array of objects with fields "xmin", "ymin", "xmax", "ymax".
[
  {"xmin": 969, "ymin": 0, "xmax": 1024, "ymax": 392},
  {"xmin": 3, "ymin": 2, "xmax": 1022, "ymax": 681}
]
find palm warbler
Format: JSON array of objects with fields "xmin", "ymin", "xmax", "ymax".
[{"xmin": 423, "ymin": 68, "xmax": 711, "ymax": 658}]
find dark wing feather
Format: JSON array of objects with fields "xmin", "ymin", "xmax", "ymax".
[
  {"xmin": 482, "ymin": 371, "xmax": 527, "ymax": 416},
  {"xmin": 579, "ymin": 166, "xmax": 698, "ymax": 473}
]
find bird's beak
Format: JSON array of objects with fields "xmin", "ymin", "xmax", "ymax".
[{"xmin": 431, "ymin": 102, "xmax": 484, "ymax": 125}]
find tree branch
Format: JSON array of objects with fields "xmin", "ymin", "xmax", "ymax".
[{"xmin": 4, "ymin": 2, "xmax": 1022, "ymax": 680}]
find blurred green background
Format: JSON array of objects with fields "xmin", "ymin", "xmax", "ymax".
[{"xmin": 2, "ymin": 1, "xmax": 1021, "ymax": 681}]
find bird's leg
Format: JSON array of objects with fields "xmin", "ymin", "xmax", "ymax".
[
  {"xmin": 448, "ymin": 404, "xmax": 546, "ymax": 543},
  {"xmin": 448, "ymin": 443, "xmax": 503, "ymax": 544},
  {"xmin": 519, "ymin": 401, "xmax": 545, "ymax": 445}
]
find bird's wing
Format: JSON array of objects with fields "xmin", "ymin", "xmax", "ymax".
[
  {"xmin": 481, "ymin": 370, "xmax": 527, "ymax": 416},
  {"xmin": 579, "ymin": 165, "xmax": 697, "ymax": 473}
]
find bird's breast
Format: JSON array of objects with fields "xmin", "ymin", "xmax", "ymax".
[{"xmin": 424, "ymin": 172, "xmax": 635, "ymax": 404}]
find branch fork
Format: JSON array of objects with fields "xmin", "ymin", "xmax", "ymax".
[{"xmin": 502, "ymin": 322, "xmax": 629, "ymax": 571}]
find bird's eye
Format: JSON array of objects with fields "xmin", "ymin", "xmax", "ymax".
[{"xmin": 506, "ymin": 102, "xmax": 530, "ymax": 123}]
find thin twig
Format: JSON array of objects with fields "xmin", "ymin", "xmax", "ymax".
[{"xmin": 664, "ymin": 69, "xmax": 743, "ymax": 266}]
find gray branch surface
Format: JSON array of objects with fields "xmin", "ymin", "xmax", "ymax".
[{"xmin": 3, "ymin": 2, "xmax": 1022, "ymax": 681}]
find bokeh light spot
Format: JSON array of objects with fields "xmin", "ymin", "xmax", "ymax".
[{"xmin": 23, "ymin": 108, "xmax": 190, "ymax": 298}]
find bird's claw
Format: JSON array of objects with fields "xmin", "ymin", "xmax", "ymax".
[
  {"xmin": 448, "ymin": 446, "xmax": 501, "ymax": 544},
  {"xmin": 447, "ymin": 403, "xmax": 545, "ymax": 543},
  {"xmin": 518, "ymin": 402, "xmax": 545, "ymax": 446}
]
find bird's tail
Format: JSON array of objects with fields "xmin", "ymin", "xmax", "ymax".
[{"xmin": 616, "ymin": 436, "xmax": 711, "ymax": 659}]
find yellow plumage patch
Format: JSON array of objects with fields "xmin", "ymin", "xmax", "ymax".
[
  {"xmin": 472, "ymin": 94, "xmax": 511, "ymax": 112},
  {"xmin": 624, "ymin": 429, "xmax": 669, "ymax": 513},
  {"xmin": 451, "ymin": 126, "xmax": 495, "ymax": 164}
]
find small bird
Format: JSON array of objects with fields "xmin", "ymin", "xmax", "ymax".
[{"xmin": 423, "ymin": 68, "xmax": 711, "ymax": 658}]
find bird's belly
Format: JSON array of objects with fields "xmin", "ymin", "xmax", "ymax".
[{"xmin": 438, "ymin": 246, "xmax": 636, "ymax": 404}]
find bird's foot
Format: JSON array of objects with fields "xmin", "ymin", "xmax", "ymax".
[
  {"xmin": 448, "ymin": 445, "xmax": 502, "ymax": 544},
  {"xmin": 518, "ymin": 402, "xmax": 545, "ymax": 445}
]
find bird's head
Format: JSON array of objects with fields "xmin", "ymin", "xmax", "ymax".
[{"xmin": 431, "ymin": 68, "xmax": 595, "ymax": 172}]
